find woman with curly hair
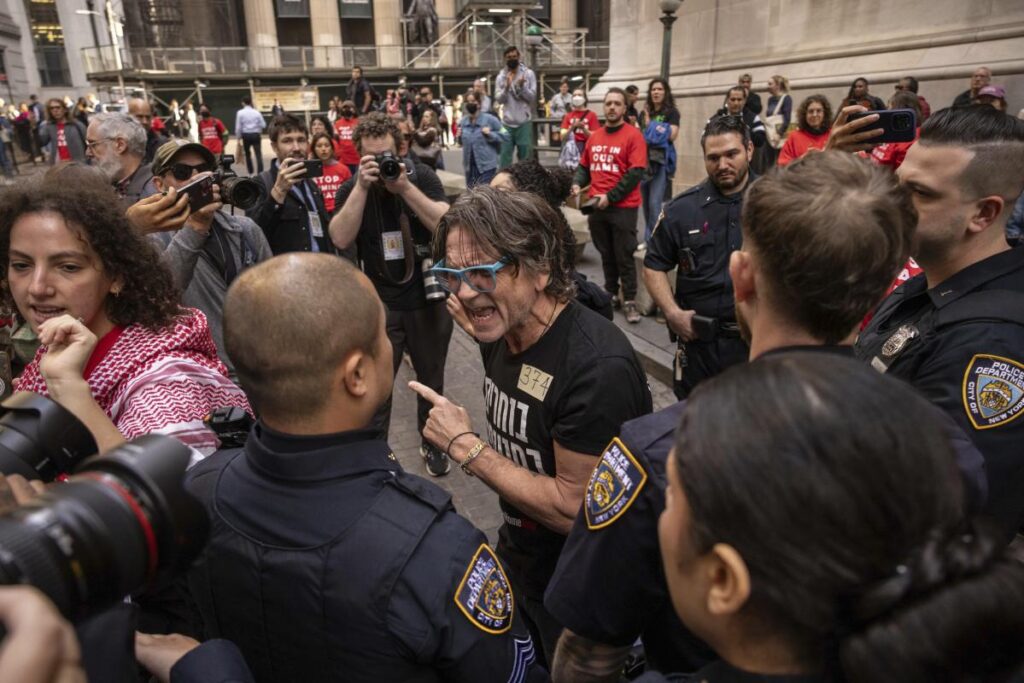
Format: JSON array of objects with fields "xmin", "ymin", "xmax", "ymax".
[
  {"xmin": 0, "ymin": 168, "xmax": 249, "ymax": 454},
  {"xmin": 777, "ymin": 94, "xmax": 833, "ymax": 166}
]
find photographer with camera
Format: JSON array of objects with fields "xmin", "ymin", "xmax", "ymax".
[
  {"xmin": 149, "ymin": 140, "xmax": 273, "ymax": 376},
  {"xmin": 249, "ymin": 114, "xmax": 340, "ymax": 256},
  {"xmin": 328, "ymin": 113, "xmax": 452, "ymax": 474}
]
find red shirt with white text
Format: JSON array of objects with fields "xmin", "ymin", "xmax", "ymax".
[{"xmin": 580, "ymin": 123, "xmax": 647, "ymax": 208}]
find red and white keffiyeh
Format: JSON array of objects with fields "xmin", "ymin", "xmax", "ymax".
[{"xmin": 16, "ymin": 308, "xmax": 251, "ymax": 456}]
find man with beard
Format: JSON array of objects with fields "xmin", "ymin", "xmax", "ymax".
[
  {"xmin": 571, "ymin": 88, "xmax": 648, "ymax": 324},
  {"xmin": 249, "ymin": 114, "xmax": 339, "ymax": 255},
  {"xmin": 642, "ymin": 114, "xmax": 753, "ymax": 399},
  {"xmin": 85, "ymin": 112, "xmax": 159, "ymax": 206},
  {"xmin": 855, "ymin": 106, "xmax": 1024, "ymax": 540},
  {"xmin": 328, "ymin": 112, "xmax": 452, "ymax": 473},
  {"xmin": 544, "ymin": 151, "xmax": 986, "ymax": 682}
]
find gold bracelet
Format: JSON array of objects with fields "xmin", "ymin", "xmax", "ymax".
[{"xmin": 460, "ymin": 441, "xmax": 486, "ymax": 476}]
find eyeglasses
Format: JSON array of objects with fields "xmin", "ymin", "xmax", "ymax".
[
  {"xmin": 893, "ymin": 84, "xmax": 907, "ymax": 91},
  {"xmin": 430, "ymin": 257, "xmax": 510, "ymax": 294},
  {"xmin": 84, "ymin": 137, "xmax": 114, "ymax": 151},
  {"xmin": 169, "ymin": 162, "xmax": 212, "ymax": 181}
]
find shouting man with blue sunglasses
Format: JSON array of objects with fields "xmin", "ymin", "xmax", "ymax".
[{"xmin": 411, "ymin": 186, "xmax": 652, "ymax": 669}]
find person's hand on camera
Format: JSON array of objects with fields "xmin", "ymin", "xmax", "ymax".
[
  {"xmin": 666, "ymin": 308, "xmax": 697, "ymax": 342},
  {"xmin": 356, "ymin": 154, "xmax": 380, "ymax": 191},
  {"xmin": 38, "ymin": 315, "xmax": 97, "ymax": 388},
  {"xmin": 135, "ymin": 632, "xmax": 200, "ymax": 683},
  {"xmin": 126, "ymin": 188, "xmax": 190, "ymax": 235},
  {"xmin": 0, "ymin": 473, "xmax": 44, "ymax": 515},
  {"xmin": 185, "ymin": 180, "xmax": 222, "ymax": 235},
  {"xmin": 0, "ymin": 586, "xmax": 85, "ymax": 683},
  {"xmin": 826, "ymin": 105, "xmax": 884, "ymax": 154},
  {"xmin": 270, "ymin": 157, "xmax": 307, "ymax": 204},
  {"xmin": 595, "ymin": 194, "xmax": 610, "ymax": 210}
]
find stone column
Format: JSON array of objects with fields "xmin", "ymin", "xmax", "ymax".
[
  {"xmin": 373, "ymin": 0, "xmax": 403, "ymax": 68},
  {"xmin": 243, "ymin": 0, "xmax": 280, "ymax": 70},
  {"xmin": 550, "ymin": 0, "xmax": 578, "ymax": 65},
  {"xmin": 310, "ymin": 0, "xmax": 343, "ymax": 69},
  {"xmin": 435, "ymin": 0, "xmax": 456, "ymax": 68}
]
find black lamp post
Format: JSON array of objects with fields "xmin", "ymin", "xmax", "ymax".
[{"xmin": 659, "ymin": 0, "xmax": 683, "ymax": 80}]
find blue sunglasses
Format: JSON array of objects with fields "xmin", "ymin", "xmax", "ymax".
[{"xmin": 429, "ymin": 257, "xmax": 511, "ymax": 293}]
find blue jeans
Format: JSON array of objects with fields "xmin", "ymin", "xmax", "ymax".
[
  {"xmin": 640, "ymin": 163, "xmax": 669, "ymax": 242},
  {"xmin": 466, "ymin": 155, "xmax": 496, "ymax": 187}
]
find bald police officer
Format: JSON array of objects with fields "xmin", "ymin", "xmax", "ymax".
[
  {"xmin": 642, "ymin": 115, "xmax": 753, "ymax": 399},
  {"xmin": 185, "ymin": 254, "xmax": 546, "ymax": 683}
]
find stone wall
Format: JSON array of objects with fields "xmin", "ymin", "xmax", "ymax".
[{"xmin": 596, "ymin": 0, "xmax": 1024, "ymax": 188}]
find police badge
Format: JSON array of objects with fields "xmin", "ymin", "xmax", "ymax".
[
  {"xmin": 454, "ymin": 544, "xmax": 513, "ymax": 634},
  {"xmin": 881, "ymin": 324, "xmax": 919, "ymax": 358},
  {"xmin": 962, "ymin": 354, "xmax": 1024, "ymax": 430}
]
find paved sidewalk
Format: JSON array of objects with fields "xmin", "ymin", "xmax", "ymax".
[{"xmin": 388, "ymin": 326, "xmax": 677, "ymax": 544}]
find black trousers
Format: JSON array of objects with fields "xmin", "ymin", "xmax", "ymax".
[
  {"xmin": 588, "ymin": 206, "xmax": 639, "ymax": 301},
  {"xmin": 372, "ymin": 300, "xmax": 454, "ymax": 439},
  {"xmin": 241, "ymin": 132, "xmax": 263, "ymax": 175},
  {"xmin": 674, "ymin": 336, "xmax": 749, "ymax": 399}
]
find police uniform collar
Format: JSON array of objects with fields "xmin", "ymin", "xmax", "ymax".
[
  {"xmin": 245, "ymin": 421, "xmax": 399, "ymax": 482},
  {"xmin": 758, "ymin": 344, "xmax": 855, "ymax": 359},
  {"xmin": 701, "ymin": 172, "xmax": 756, "ymax": 206},
  {"xmin": 927, "ymin": 247, "xmax": 1024, "ymax": 309}
]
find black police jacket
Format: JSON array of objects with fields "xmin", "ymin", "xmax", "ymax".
[
  {"xmin": 643, "ymin": 177, "xmax": 749, "ymax": 322},
  {"xmin": 545, "ymin": 346, "xmax": 987, "ymax": 674},
  {"xmin": 856, "ymin": 247, "xmax": 1024, "ymax": 536},
  {"xmin": 185, "ymin": 423, "xmax": 547, "ymax": 683},
  {"xmin": 250, "ymin": 162, "xmax": 338, "ymax": 256}
]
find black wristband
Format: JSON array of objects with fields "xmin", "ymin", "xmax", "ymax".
[{"xmin": 446, "ymin": 431, "xmax": 479, "ymax": 456}]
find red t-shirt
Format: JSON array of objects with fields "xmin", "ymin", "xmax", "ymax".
[
  {"xmin": 199, "ymin": 117, "xmax": 227, "ymax": 155},
  {"xmin": 333, "ymin": 118, "xmax": 360, "ymax": 165},
  {"xmin": 860, "ymin": 257, "xmax": 923, "ymax": 329},
  {"xmin": 869, "ymin": 128, "xmax": 920, "ymax": 170},
  {"xmin": 777, "ymin": 128, "xmax": 829, "ymax": 166},
  {"xmin": 560, "ymin": 110, "xmax": 599, "ymax": 145},
  {"xmin": 311, "ymin": 159, "xmax": 352, "ymax": 214},
  {"xmin": 56, "ymin": 122, "xmax": 72, "ymax": 161},
  {"xmin": 580, "ymin": 123, "xmax": 647, "ymax": 208}
]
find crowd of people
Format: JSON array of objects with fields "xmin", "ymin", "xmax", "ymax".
[{"xmin": 0, "ymin": 53, "xmax": 1022, "ymax": 683}]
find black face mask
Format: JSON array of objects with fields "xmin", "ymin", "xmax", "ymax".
[
  {"xmin": 342, "ymin": 109, "xmax": 354, "ymax": 118},
  {"xmin": 200, "ymin": 112, "xmax": 210, "ymax": 118},
  {"xmin": 464, "ymin": 102, "xmax": 479, "ymax": 115},
  {"xmin": 506, "ymin": 59, "xmax": 519, "ymax": 70}
]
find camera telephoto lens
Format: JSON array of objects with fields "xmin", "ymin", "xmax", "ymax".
[
  {"xmin": 0, "ymin": 392, "xmax": 98, "ymax": 482},
  {"xmin": 376, "ymin": 152, "xmax": 403, "ymax": 182},
  {"xmin": 219, "ymin": 175, "xmax": 265, "ymax": 211},
  {"xmin": 0, "ymin": 433, "xmax": 209, "ymax": 621}
]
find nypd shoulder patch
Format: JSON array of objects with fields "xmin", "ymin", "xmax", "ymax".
[
  {"xmin": 585, "ymin": 437, "xmax": 648, "ymax": 530},
  {"xmin": 962, "ymin": 354, "xmax": 1024, "ymax": 430},
  {"xmin": 454, "ymin": 544, "xmax": 513, "ymax": 634}
]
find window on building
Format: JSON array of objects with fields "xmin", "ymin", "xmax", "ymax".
[{"xmin": 24, "ymin": 0, "xmax": 71, "ymax": 86}]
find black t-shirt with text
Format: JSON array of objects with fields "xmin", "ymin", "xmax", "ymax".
[
  {"xmin": 335, "ymin": 159, "xmax": 447, "ymax": 310},
  {"xmin": 479, "ymin": 302, "xmax": 652, "ymax": 597}
]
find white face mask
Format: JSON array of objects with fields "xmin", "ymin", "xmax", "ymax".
[{"xmin": 571, "ymin": 96, "xmax": 586, "ymax": 107}]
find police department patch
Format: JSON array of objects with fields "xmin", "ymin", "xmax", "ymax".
[
  {"xmin": 585, "ymin": 437, "xmax": 648, "ymax": 530},
  {"xmin": 454, "ymin": 544, "xmax": 513, "ymax": 634},
  {"xmin": 962, "ymin": 354, "xmax": 1024, "ymax": 430}
]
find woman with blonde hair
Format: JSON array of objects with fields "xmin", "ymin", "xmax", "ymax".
[{"xmin": 763, "ymin": 75, "xmax": 792, "ymax": 166}]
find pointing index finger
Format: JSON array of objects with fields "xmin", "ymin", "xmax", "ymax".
[{"xmin": 408, "ymin": 381, "xmax": 443, "ymax": 404}]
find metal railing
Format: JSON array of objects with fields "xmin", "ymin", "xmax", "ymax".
[{"xmin": 81, "ymin": 42, "xmax": 609, "ymax": 77}]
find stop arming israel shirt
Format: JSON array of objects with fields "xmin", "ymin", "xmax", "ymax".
[{"xmin": 478, "ymin": 301, "xmax": 652, "ymax": 598}]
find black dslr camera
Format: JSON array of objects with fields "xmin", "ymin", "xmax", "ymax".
[
  {"xmin": 0, "ymin": 392, "xmax": 209, "ymax": 621},
  {"xmin": 214, "ymin": 155, "xmax": 265, "ymax": 211},
  {"xmin": 375, "ymin": 151, "xmax": 404, "ymax": 182}
]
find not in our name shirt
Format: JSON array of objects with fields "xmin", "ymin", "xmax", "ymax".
[
  {"xmin": 479, "ymin": 301, "xmax": 652, "ymax": 597},
  {"xmin": 579, "ymin": 123, "xmax": 647, "ymax": 208}
]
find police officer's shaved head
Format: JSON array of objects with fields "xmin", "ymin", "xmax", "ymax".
[{"xmin": 224, "ymin": 253, "xmax": 385, "ymax": 422}]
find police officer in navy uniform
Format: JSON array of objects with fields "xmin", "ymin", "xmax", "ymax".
[
  {"xmin": 853, "ymin": 106, "xmax": 1024, "ymax": 540},
  {"xmin": 545, "ymin": 152, "xmax": 987, "ymax": 680},
  {"xmin": 642, "ymin": 115, "xmax": 753, "ymax": 399},
  {"xmin": 185, "ymin": 254, "xmax": 546, "ymax": 683}
]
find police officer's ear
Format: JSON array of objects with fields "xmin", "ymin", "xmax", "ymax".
[
  {"xmin": 703, "ymin": 543, "xmax": 751, "ymax": 617},
  {"xmin": 340, "ymin": 350, "xmax": 373, "ymax": 398},
  {"xmin": 966, "ymin": 194, "xmax": 1006, "ymax": 236},
  {"xmin": 729, "ymin": 249, "xmax": 756, "ymax": 304}
]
